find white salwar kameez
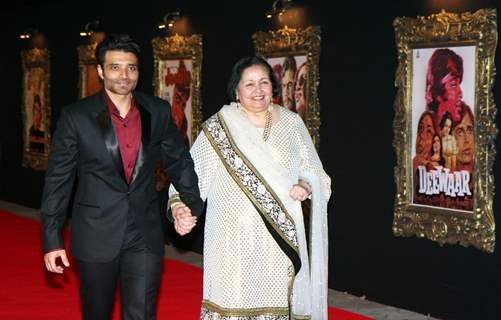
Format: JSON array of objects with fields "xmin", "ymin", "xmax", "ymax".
[{"xmin": 171, "ymin": 103, "xmax": 331, "ymax": 320}]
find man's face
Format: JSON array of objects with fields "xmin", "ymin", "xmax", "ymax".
[
  {"xmin": 453, "ymin": 113, "xmax": 474, "ymax": 166},
  {"xmin": 97, "ymin": 50, "xmax": 139, "ymax": 96},
  {"xmin": 281, "ymin": 69, "xmax": 295, "ymax": 110},
  {"xmin": 294, "ymin": 65, "xmax": 307, "ymax": 111},
  {"xmin": 441, "ymin": 75, "xmax": 463, "ymax": 121},
  {"xmin": 416, "ymin": 114, "xmax": 435, "ymax": 158}
]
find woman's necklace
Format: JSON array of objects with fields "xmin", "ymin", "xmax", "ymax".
[
  {"xmin": 237, "ymin": 102, "xmax": 273, "ymax": 141},
  {"xmin": 262, "ymin": 104, "xmax": 273, "ymax": 141}
]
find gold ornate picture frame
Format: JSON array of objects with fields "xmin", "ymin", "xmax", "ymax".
[
  {"xmin": 152, "ymin": 34, "xmax": 203, "ymax": 146},
  {"xmin": 253, "ymin": 26, "xmax": 321, "ymax": 149},
  {"xmin": 77, "ymin": 32, "xmax": 105, "ymax": 99},
  {"xmin": 392, "ymin": 9, "xmax": 497, "ymax": 252},
  {"xmin": 21, "ymin": 35, "xmax": 51, "ymax": 170}
]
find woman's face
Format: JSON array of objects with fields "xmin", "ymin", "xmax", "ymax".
[
  {"xmin": 236, "ymin": 65, "xmax": 273, "ymax": 113},
  {"xmin": 416, "ymin": 114, "xmax": 435, "ymax": 157},
  {"xmin": 433, "ymin": 136, "xmax": 441, "ymax": 153},
  {"xmin": 442, "ymin": 118, "xmax": 452, "ymax": 135}
]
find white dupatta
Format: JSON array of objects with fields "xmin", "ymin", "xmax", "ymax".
[{"xmin": 210, "ymin": 103, "xmax": 329, "ymax": 319}]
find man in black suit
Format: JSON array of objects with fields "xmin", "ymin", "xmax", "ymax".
[{"xmin": 41, "ymin": 34, "xmax": 202, "ymax": 320}]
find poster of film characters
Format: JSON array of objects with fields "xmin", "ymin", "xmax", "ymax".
[
  {"xmin": 267, "ymin": 55, "xmax": 308, "ymax": 120},
  {"xmin": 411, "ymin": 45, "xmax": 475, "ymax": 212},
  {"xmin": 24, "ymin": 67, "xmax": 48, "ymax": 154},
  {"xmin": 157, "ymin": 58, "xmax": 193, "ymax": 146}
]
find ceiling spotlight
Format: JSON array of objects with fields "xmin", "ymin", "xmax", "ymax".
[
  {"xmin": 80, "ymin": 20, "xmax": 100, "ymax": 37},
  {"xmin": 19, "ymin": 29, "xmax": 47, "ymax": 48},
  {"xmin": 265, "ymin": 0, "xmax": 292, "ymax": 19},
  {"xmin": 158, "ymin": 10, "xmax": 181, "ymax": 30},
  {"xmin": 19, "ymin": 28, "xmax": 38, "ymax": 40}
]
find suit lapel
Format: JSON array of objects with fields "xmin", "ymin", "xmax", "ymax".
[
  {"xmin": 95, "ymin": 92, "xmax": 127, "ymax": 185},
  {"xmin": 130, "ymin": 98, "xmax": 151, "ymax": 185}
]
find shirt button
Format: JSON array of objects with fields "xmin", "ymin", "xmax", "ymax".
[
  {"xmin": 123, "ymin": 123, "xmax": 127, "ymax": 127},
  {"xmin": 126, "ymin": 143, "xmax": 131, "ymax": 148}
]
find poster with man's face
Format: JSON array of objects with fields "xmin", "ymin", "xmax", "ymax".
[
  {"xmin": 267, "ymin": 55, "xmax": 307, "ymax": 119},
  {"xmin": 410, "ymin": 45, "xmax": 476, "ymax": 213},
  {"xmin": 156, "ymin": 58, "xmax": 193, "ymax": 146}
]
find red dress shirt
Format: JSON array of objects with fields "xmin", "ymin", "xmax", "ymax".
[{"xmin": 104, "ymin": 91, "xmax": 141, "ymax": 184}]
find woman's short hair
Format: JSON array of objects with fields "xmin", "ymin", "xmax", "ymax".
[{"xmin": 227, "ymin": 56, "xmax": 279, "ymax": 102}]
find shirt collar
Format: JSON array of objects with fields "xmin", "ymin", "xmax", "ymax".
[{"xmin": 103, "ymin": 89, "xmax": 137, "ymax": 118}]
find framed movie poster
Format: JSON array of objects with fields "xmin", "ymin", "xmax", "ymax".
[
  {"xmin": 253, "ymin": 26, "xmax": 321, "ymax": 149},
  {"xmin": 152, "ymin": 34, "xmax": 203, "ymax": 146},
  {"xmin": 20, "ymin": 33, "xmax": 51, "ymax": 170},
  {"xmin": 77, "ymin": 32, "xmax": 105, "ymax": 99},
  {"xmin": 393, "ymin": 9, "xmax": 497, "ymax": 252},
  {"xmin": 152, "ymin": 34, "xmax": 203, "ymax": 192}
]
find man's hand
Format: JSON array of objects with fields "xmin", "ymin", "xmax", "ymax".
[
  {"xmin": 44, "ymin": 249, "xmax": 70, "ymax": 274},
  {"xmin": 172, "ymin": 203, "xmax": 197, "ymax": 236}
]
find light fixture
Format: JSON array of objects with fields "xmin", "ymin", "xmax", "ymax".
[
  {"xmin": 19, "ymin": 28, "xmax": 38, "ymax": 40},
  {"xmin": 158, "ymin": 11, "xmax": 181, "ymax": 30},
  {"xmin": 265, "ymin": 0, "xmax": 293, "ymax": 19},
  {"xmin": 19, "ymin": 29, "xmax": 47, "ymax": 49},
  {"xmin": 80, "ymin": 20, "xmax": 100, "ymax": 37}
]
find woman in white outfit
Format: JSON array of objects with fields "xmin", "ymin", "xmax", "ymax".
[{"xmin": 170, "ymin": 56, "xmax": 331, "ymax": 320}]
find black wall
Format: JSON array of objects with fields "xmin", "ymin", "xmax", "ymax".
[{"xmin": 1, "ymin": 1, "xmax": 500, "ymax": 319}]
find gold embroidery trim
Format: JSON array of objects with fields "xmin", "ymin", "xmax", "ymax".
[
  {"xmin": 202, "ymin": 300, "xmax": 289, "ymax": 317},
  {"xmin": 203, "ymin": 113, "xmax": 299, "ymax": 253}
]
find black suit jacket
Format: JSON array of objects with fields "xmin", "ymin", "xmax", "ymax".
[{"xmin": 41, "ymin": 90, "xmax": 203, "ymax": 262}]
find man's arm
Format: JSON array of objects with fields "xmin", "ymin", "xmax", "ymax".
[
  {"xmin": 160, "ymin": 107, "xmax": 203, "ymax": 218},
  {"xmin": 40, "ymin": 108, "xmax": 78, "ymax": 261}
]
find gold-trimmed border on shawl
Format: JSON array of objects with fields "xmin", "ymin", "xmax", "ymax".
[{"xmin": 202, "ymin": 113, "xmax": 299, "ymax": 253}]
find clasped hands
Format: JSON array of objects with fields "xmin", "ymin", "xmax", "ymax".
[
  {"xmin": 171, "ymin": 182, "xmax": 310, "ymax": 236},
  {"xmin": 172, "ymin": 203, "xmax": 197, "ymax": 236}
]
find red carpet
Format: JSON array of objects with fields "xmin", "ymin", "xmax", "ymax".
[{"xmin": 0, "ymin": 209, "xmax": 372, "ymax": 320}]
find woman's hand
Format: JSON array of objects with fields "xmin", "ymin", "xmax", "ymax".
[{"xmin": 289, "ymin": 182, "xmax": 311, "ymax": 201}]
